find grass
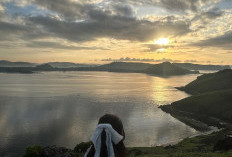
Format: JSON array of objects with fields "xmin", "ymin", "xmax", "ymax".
[
  {"xmin": 22, "ymin": 130, "xmax": 232, "ymax": 157},
  {"xmin": 170, "ymin": 89, "xmax": 232, "ymax": 123},
  {"xmin": 127, "ymin": 129, "xmax": 232, "ymax": 157},
  {"xmin": 180, "ymin": 69, "xmax": 232, "ymax": 94}
]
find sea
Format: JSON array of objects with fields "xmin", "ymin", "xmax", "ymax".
[{"xmin": 0, "ymin": 71, "xmax": 213, "ymax": 156}]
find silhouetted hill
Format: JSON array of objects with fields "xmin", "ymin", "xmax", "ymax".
[
  {"xmin": 94, "ymin": 62, "xmax": 152, "ymax": 72},
  {"xmin": 0, "ymin": 61, "xmax": 200, "ymax": 76},
  {"xmin": 161, "ymin": 89, "xmax": 232, "ymax": 126},
  {"xmin": 177, "ymin": 69, "xmax": 232, "ymax": 94},
  {"xmin": 161, "ymin": 69, "xmax": 232, "ymax": 130},
  {"xmin": 80, "ymin": 62, "xmax": 199, "ymax": 76},
  {"xmin": 145, "ymin": 62, "xmax": 199, "ymax": 76},
  {"xmin": 173, "ymin": 63, "xmax": 231, "ymax": 71},
  {"xmin": 36, "ymin": 64, "xmax": 54, "ymax": 70},
  {"xmin": 0, "ymin": 60, "xmax": 36, "ymax": 67},
  {"xmin": 0, "ymin": 67, "xmax": 34, "ymax": 74},
  {"xmin": 47, "ymin": 62, "xmax": 98, "ymax": 68}
]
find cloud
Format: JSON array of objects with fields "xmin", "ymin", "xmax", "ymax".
[
  {"xmin": 144, "ymin": 44, "xmax": 173, "ymax": 52},
  {"xmin": 0, "ymin": 21, "xmax": 28, "ymax": 41},
  {"xmin": 27, "ymin": 13, "xmax": 190, "ymax": 42},
  {"xmin": 32, "ymin": 0, "xmax": 95, "ymax": 20},
  {"xmin": 101, "ymin": 57, "xmax": 181, "ymax": 63},
  {"xmin": 190, "ymin": 31, "xmax": 232, "ymax": 49},
  {"xmin": 26, "ymin": 41, "xmax": 108, "ymax": 50},
  {"xmin": 191, "ymin": 8, "xmax": 224, "ymax": 26},
  {"xmin": 117, "ymin": 0, "xmax": 220, "ymax": 12}
]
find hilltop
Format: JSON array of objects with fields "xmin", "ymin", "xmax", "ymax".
[
  {"xmin": 145, "ymin": 62, "xmax": 199, "ymax": 76},
  {"xmin": 177, "ymin": 69, "xmax": 232, "ymax": 94},
  {"xmin": 88, "ymin": 62, "xmax": 152, "ymax": 72},
  {"xmin": 160, "ymin": 89, "xmax": 232, "ymax": 129},
  {"xmin": 160, "ymin": 69, "xmax": 232, "ymax": 130},
  {"xmin": 173, "ymin": 63, "xmax": 230, "ymax": 71},
  {"xmin": 47, "ymin": 62, "xmax": 99, "ymax": 68},
  {"xmin": 0, "ymin": 60, "xmax": 36, "ymax": 67}
]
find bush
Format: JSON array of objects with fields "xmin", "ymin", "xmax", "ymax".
[
  {"xmin": 74, "ymin": 142, "xmax": 92, "ymax": 153},
  {"xmin": 23, "ymin": 145, "xmax": 42, "ymax": 157}
]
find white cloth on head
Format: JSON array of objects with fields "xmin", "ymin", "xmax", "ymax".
[{"xmin": 90, "ymin": 123, "xmax": 123, "ymax": 157}]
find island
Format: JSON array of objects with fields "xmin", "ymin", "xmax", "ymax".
[
  {"xmin": 173, "ymin": 63, "xmax": 231, "ymax": 71},
  {"xmin": 145, "ymin": 62, "xmax": 199, "ymax": 76},
  {"xmin": 0, "ymin": 61, "xmax": 200, "ymax": 77}
]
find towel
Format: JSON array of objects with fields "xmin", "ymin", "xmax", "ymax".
[{"xmin": 90, "ymin": 124, "xmax": 123, "ymax": 157}]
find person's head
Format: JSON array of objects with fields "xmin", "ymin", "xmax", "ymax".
[
  {"xmin": 87, "ymin": 114, "xmax": 126, "ymax": 157},
  {"xmin": 98, "ymin": 114, "xmax": 125, "ymax": 140}
]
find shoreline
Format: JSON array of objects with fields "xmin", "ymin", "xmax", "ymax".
[{"xmin": 159, "ymin": 104, "xmax": 232, "ymax": 131}]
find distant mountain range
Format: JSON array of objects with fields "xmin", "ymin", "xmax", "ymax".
[
  {"xmin": 173, "ymin": 63, "xmax": 230, "ymax": 71},
  {"xmin": 0, "ymin": 60, "xmax": 36, "ymax": 67},
  {"xmin": 0, "ymin": 60, "xmax": 230, "ymax": 70},
  {"xmin": 76, "ymin": 62, "xmax": 199, "ymax": 76},
  {"xmin": 0, "ymin": 60, "xmax": 231, "ymax": 76},
  {"xmin": 47, "ymin": 62, "xmax": 99, "ymax": 68},
  {"xmin": 0, "ymin": 61, "xmax": 200, "ymax": 76},
  {"xmin": 0, "ymin": 60, "xmax": 98, "ymax": 68}
]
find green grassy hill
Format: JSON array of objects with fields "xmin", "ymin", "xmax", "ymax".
[
  {"xmin": 161, "ymin": 89, "xmax": 232, "ymax": 124},
  {"xmin": 178, "ymin": 69, "xmax": 232, "ymax": 94},
  {"xmin": 23, "ymin": 130, "xmax": 232, "ymax": 157}
]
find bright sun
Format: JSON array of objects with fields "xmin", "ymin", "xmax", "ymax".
[{"xmin": 155, "ymin": 38, "xmax": 169, "ymax": 45}]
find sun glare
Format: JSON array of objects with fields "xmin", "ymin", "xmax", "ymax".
[{"xmin": 155, "ymin": 38, "xmax": 169, "ymax": 45}]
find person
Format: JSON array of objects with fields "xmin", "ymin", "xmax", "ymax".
[{"xmin": 84, "ymin": 114, "xmax": 127, "ymax": 157}]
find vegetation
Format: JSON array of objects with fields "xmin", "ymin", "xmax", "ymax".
[
  {"xmin": 161, "ymin": 69, "xmax": 232, "ymax": 130},
  {"xmin": 145, "ymin": 62, "xmax": 199, "ymax": 76},
  {"xmin": 23, "ymin": 146, "xmax": 42, "ymax": 157},
  {"xmin": 160, "ymin": 89, "xmax": 232, "ymax": 130},
  {"xmin": 173, "ymin": 63, "xmax": 230, "ymax": 71},
  {"xmin": 128, "ymin": 129, "xmax": 232, "ymax": 157},
  {"xmin": 22, "ymin": 130, "xmax": 232, "ymax": 157},
  {"xmin": 177, "ymin": 69, "xmax": 232, "ymax": 94}
]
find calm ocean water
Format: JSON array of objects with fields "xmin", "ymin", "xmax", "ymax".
[{"xmin": 0, "ymin": 71, "xmax": 202, "ymax": 156}]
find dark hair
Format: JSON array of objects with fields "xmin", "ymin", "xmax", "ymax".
[{"xmin": 87, "ymin": 114, "xmax": 127, "ymax": 157}]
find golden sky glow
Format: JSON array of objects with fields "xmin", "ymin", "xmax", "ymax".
[
  {"xmin": 0, "ymin": 0, "xmax": 231, "ymax": 65},
  {"xmin": 155, "ymin": 38, "xmax": 169, "ymax": 45}
]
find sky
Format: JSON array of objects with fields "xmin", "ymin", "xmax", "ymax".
[{"xmin": 0, "ymin": 0, "xmax": 231, "ymax": 64}]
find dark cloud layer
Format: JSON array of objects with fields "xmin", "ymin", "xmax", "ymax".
[
  {"xmin": 26, "ymin": 41, "xmax": 108, "ymax": 50},
  {"xmin": 191, "ymin": 8, "xmax": 224, "ymax": 25},
  {"xmin": 27, "ymin": 14, "xmax": 190, "ymax": 42},
  {"xmin": 33, "ymin": 0, "xmax": 94, "ymax": 20},
  {"xmin": 0, "ymin": 0, "xmax": 192, "ymax": 47},
  {"xmin": 117, "ymin": 0, "xmax": 218, "ymax": 12},
  {"xmin": 191, "ymin": 31, "xmax": 232, "ymax": 49},
  {"xmin": 0, "ymin": 0, "xmax": 229, "ymax": 53}
]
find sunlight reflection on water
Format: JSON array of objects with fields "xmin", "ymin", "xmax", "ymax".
[{"xmin": 0, "ymin": 71, "xmax": 201, "ymax": 156}]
